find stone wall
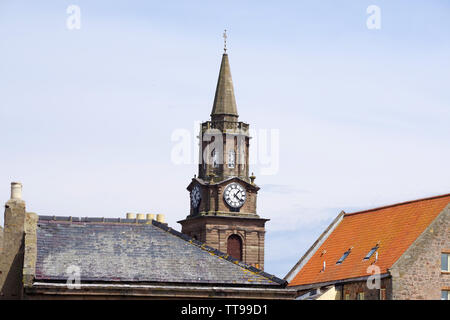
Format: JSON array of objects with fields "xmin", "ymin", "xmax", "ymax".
[
  {"xmin": 337, "ymin": 277, "xmax": 392, "ymax": 300},
  {"xmin": 389, "ymin": 205, "xmax": 450, "ymax": 300}
]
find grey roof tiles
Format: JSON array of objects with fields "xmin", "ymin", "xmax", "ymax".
[{"xmin": 35, "ymin": 216, "xmax": 285, "ymax": 286}]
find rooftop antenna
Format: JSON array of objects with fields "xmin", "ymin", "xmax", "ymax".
[{"xmin": 223, "ymin": 29, "xmax": 228, "ymax": 53}]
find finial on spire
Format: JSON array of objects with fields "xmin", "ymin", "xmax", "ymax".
[{"xmin": 223, "ymin": 29, "xmax": 228, "ymax": 53}]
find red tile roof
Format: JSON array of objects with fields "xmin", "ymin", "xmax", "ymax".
[{"xmin": 288, "ymin": 193, "xmax": 450, "ymax": 287}]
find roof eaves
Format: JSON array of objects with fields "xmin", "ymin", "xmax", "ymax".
[{"xmin": 288, "ymin": 273, "xmax": 391, "ymax": 291}]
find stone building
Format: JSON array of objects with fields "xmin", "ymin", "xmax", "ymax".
[
  {"xmin": 0, "ymin": 182, "xmax": 294, "ymax": 299},
  {"xmin": 285, "ymin": 194, "xmax": 450, "ymax": 300},
  {"xmin": 178, "ymin": 52, "xmax": 268, "ymax": 270},
  {"xmin": 0, "ymin": 51, "xmax": 295, "ymax": 300}
]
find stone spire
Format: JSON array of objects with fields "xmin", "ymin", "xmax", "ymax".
[{"xmin": 210, "ymin": 53, "xmax": 238, "ymax": 122}]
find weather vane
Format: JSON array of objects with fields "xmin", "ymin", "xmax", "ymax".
[{"xmin": 223, "ymin": 29, "xmax": 227, "ymax": 53}]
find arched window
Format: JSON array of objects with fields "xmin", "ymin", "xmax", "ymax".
[{"xmin": 227, "ymin": 234, "xmax": 243, "ymax": 261}]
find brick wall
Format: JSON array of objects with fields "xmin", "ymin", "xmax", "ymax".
[{"xmin": 389, "ymin": 205, "xmax": 450, "ymax": 300}]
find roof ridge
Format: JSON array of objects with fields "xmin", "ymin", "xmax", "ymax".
[
  {"xmin": 345, "ymin": 192, "xmax": 450, "ymax": 217},
  {"xmin": 150, "ymin": 219, "xmax": 287, "ymax": 286}
]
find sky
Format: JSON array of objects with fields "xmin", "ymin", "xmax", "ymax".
[{"xmin": 0, "ymin": 0, "xmax": 449, "ymax": 277}]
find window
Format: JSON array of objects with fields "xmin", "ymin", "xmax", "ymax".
[
  {"xmin": 344, "ymin": 293, "xmax": 350, "ymax": 300},
  {"xmin": 357, "ymin": 292, "xmax": 365, "ymax": 300},
  {"xmin": 442, "ymin": 253, "xmax": 450, "ymax": 272},
  {"xmin": 228, "ymin": 150, "xmax": 235, "ymax": 168},
  {"xmin": 337, "ymin": 249, "xmax": 351, "ymax": 264},
  {"xmin": 227, "ymin": 234, "xmax": 243, "ymax": 261},
  {"xmin": 379, "ymin": 288, "xmax": 386, "ymax": 300},
  {"xmin": 364, "ymin": 245, "xmax": 379, "ymax": 260},
  {"xmin": 442, "ymin": 290, "xmax": 449, "ymax": 300},
  {"xmin": 211, "ymin": 149, "xmax": 218, "ymax": 168}
]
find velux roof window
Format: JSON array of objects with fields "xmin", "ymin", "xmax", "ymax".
[
  {"xmin": 364, "ymin": 245, "xmax": 379, "ymax": 260},
  {"xmin": 336, "ymin": 248, "xmax": 352, "ymax": 265}
]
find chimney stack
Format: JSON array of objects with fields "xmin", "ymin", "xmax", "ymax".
[{"xmin": 10, "ymin": 182, "xmax": 23, "ymax": 200}]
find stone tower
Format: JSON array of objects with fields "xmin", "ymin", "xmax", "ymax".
[{"xmin": 178, "ymin": 52, "xmax": 268, "ymax": 269}]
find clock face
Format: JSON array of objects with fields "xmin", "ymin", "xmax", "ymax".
[
  {"xmin": 224, "ymin": 182, "xmax": 246, "ymax": 208},
  {"xmin": 191, "ymin": 185, "xmax": 201, "ymax": 208}
]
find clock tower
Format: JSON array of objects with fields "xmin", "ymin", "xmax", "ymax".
[{"xmin": 178, "ymin": 49, "xmax": 269, "ymax": 269}]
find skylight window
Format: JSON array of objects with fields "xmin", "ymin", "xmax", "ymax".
[
  {"xmin": 364, "ymin": 245, "xmax": 379, "ymax": 260},
  {"xmin": 336, "ymin": 249, "xmax": 351, "ymax": 264}
]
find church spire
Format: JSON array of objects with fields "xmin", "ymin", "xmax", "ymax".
[{"xmin": 211, "ymin": 38, "xmax": 238, "ymax": 122}]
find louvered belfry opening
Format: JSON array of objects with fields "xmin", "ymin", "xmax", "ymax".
[{"xmin": 227, "ymin": 234, "xmax": 243, "ymax": 261}]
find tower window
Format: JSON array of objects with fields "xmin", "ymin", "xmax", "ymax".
[
  {"xmin": 227, "ymin": 234, "xmax": 243, "ymax": 261},
  {"xmin": 228, "ymin": 150, "xmax": 235, "ymax": 168},
  {"xmin": 211, "ymin": 149, "xmax": 218, "ymax": 168}
]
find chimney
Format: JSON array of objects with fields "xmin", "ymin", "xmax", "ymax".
[
  {"xmin": 1, "ymin": 182, "xmax": 35, "ymax": 298},
  {"xmin": 156, "ymin": 214, "xmax": 165, "ymax": 223},
  {"xmin": 146, "ymin": 214, "xmax": 155, "ymax": 220},
  {"xmin": 10, "ymin": 182, "xmax": 23, "ymax": 201},
  {"xmin": 126, "ymin": 213, "xmax": 135, "ymax": 219}
]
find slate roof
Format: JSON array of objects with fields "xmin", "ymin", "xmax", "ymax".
[
  {"xmin": 287, "ymin": 193, "xmax": 450, "ymax": 287},
  {"xmin": 35, "ymin": 216, "xmax": 284, "ymax": 286}
]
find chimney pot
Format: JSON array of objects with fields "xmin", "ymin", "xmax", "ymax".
[
  {"xmin": 146, "ymin": 214, "xmax": 155, "ymax": 220},
  {"xmin": 10, "ymin": 182, "xmax": 23, "ymax": 200},
  {"xmin": 136, "ymin": 213, "xmax": 145, "ymax": 220},
  {"xmin": 126, "ymin": 213, "xmax": 135, "ymax": 219},
  {"xmin": 156, "ymin": 214, "xmax": 165, "ymax": 223}
]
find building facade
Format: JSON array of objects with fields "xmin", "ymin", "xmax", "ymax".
[
  {"xmin": 0, "ymin": 182, "xmax": 294, "ymax": 299},
  {"xmin": 285, "ymin": 194, "xmax": 450, "ymax": 300}
]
